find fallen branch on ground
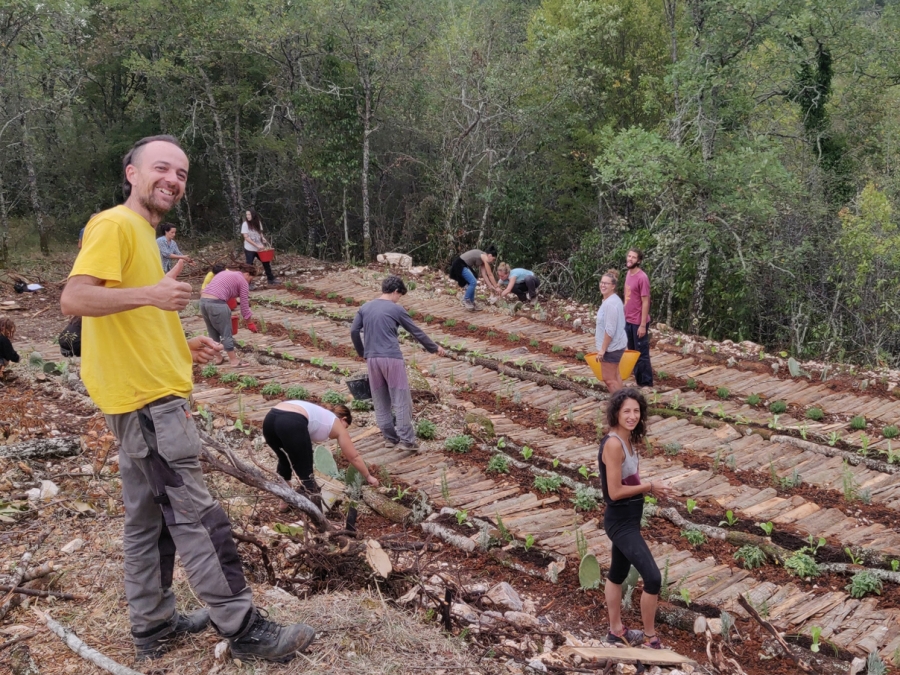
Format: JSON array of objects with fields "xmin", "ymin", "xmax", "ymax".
[
  {"xmin": 0, "ymin": 631, "xmax": 37, "ymax": 652},
  {"xmin": 737, "ymin": 595, "xmax": 813, "ymax": 673},
  {"xmin": 0, "ymin": 437, "xmax": 82, "ymax": 461},
  {"xmin": 660, "ymin": 507, "xmax": 790, "ymax": 563},
  {"xmin": 198, "ymin": 430, "xmax": 331, "ymax": 532},
  {"xmin": 232, "ymin": 530, "xmax": 276, "ymax": 585},
  {"xmin": 34, "ymin": 608, "xmax": 145, "ymax": 675},
  {"xmin": 0, "ymin": 585, "xmax": 84, "ymax": 601},
  {"xmin": 0, "ymin": 530, "xmax": 50, "ymax": 621}
]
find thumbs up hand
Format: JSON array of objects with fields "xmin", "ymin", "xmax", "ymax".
[{"xmin": 152, "ymin": 259, "xmax": 192, "ymax": 311}]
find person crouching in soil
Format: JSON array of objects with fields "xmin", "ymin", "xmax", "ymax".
[
  {"xmin": 0, "ymin": 318, "xmax": 20, "ymax": 380},
  {"xmin": 496, "ymin": 262, "xmax": 540, "ymax": 302},
  {"xmin": 599, "ymin": 388, "xmax": 673, "ymax": 649},
  {"xmin": 262, "ymin": 401, "xmax": 379, "ymax": 512}
]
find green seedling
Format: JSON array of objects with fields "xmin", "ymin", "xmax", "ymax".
[
  {"xmin": 844, "ymin": 547, "xmax": 863, "ymax": 565},
  {"xmin": 533, "ymin": 475, "xmax": 562, "ymax": 494},
  {"xmin": 520, "ymin": 445, "xmax": 534, "ymax": 460},
  {"xmin": 551, "ymin": 344, "xmax": 563, "ymax": 354},
  {"xmin": 809, "ymin": 626, "xmax": 822, "ymax": 653},
  {"xmin": 758, "ymin": 521, "xmax": 774, "ymax": 536},
  {"xmin": 806, "ymin": 407, "xmax": 824, "ymax": 421},
  {"xmin": 285, "ymin": 386, "xmax": 310, "ymax": 400},
  {"xmin": 770, "ymin": 400, "xmax": 787, "ymax": 414},
  {"xmin": 392, "ymin": 486, "xmax": 410, "ymax": 502},
  {"xmin": 551, "ymin": 458, "xmax": 560, "ymax": 468},
  {"xmin": 827, "ymin": 431, "xmax": 840, "ymax": 446},
  {"xmin": 443, "ymin": 318, "xmax": 456, "ymax": 328},
  {"xmin": 846, "ymin": 570, "xmax": 883, "ymax": 598},
  {"xmin": 467, "ymin": 324, "xmax": 478, "ymax": 331},
  {"xmin": 220, "ymin": 372, "xmax": 240, "ymax": 384},
  {"xmin": 571, "ymin": 485, "xmax": 601, "ymax": 512},
  {"xmin": 657, "ymin": 371, "xmax": 668, "ymax": 380},
  {"xmin": 455, "ymin": 510, "xmax": 469, "ymax": 526},
  {"xmin": 883, "ymin": 425, "xmax": 900, "ymax": 439},
  {"xmin": 686, "ymin": 499, "xmax": 697, "ymax": 515},
  {"xmin": 321, "ymin": 390, "xmax": 346, "ymax": 405},
  {"xmin": 892, "ymin": 560, "xmax": 900, "ymax": 572},
  {"xmin": 415, "ymin": 419, "xmax": 437, "ymax": 440},
  {"xmin": 496, "ymin": 437, "xmax": 507, "ymax": 449},
  {"xmin": 444, "ymin": 435, "xmax": 474, "ymax": 453},
  {"xmin": 261, "ymin": 383, "xmax": 284, "ymax": 396},
  {"xmin": 201, "ymin": 364, "xmax": 218, "ymax": 378},
  {"xmin": 716, "ymin": 387, "xmax": 729, "ymax": 399},
  {"xmin": 524, "ymin": 534, "xmax": 535, "ymax": 552},
  {"xmin": 746, "ymin": 394, "xmax": 761, "ymax": 406},
  {"xmin": 486, "ymin": 455, "xmax": 509, "ymax": 474},
  {"xmin": 719, "ymin": 510, "xmax": 738, "ymax": 527},
  {"xmin": 850, "ymin": 415, "xmax": 867, "ymax": 430},
  {"xmin": 681, "ymin": 530, "xmax": 706, "ymax": 547},
  {"xmin": 784, "ymin": 552, "xmax": 820, "ymax": 578},
  {"xmin": 686, "ymin": 378, "xmax": 697, "ymax": 390},
  {"xmin": 663, "ymin": 442, "xmax": 681, "ymax": 456},
  {"xmin": 733, "ymin": 545, "xmax": 766, "ymax": 570},
  {"xmin": 530, "ymin": 339, "xmax": 539, "ymax": 347},
  {"xmin": 679, "ymin": 587, "xmax": 691, "ymax": 607}
]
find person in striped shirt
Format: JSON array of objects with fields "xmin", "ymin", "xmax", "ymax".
[{"xmin": 200, "ymin": 263, "xmax": 258, "ymax": 367}]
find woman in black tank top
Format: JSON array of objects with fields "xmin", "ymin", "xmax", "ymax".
[{"xmin": 598, "ymin": 388, "xmax": 673, "ymax": 649}]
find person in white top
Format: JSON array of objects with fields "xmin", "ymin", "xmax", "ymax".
[
  {"xmin": 262, "ymin": 400, "xmax": 379, "ymax": 512},
  {"xmin": 595, "ymin": 268, "xmax": 628, "ymax": 394},
  {"xmin": 240, "ymin": 208, "xmax": 276, "ymax": 284}
]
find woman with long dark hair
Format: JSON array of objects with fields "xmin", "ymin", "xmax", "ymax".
[
  {"xmin": 598, "ymin": 387, "xmax": 672, "ymax": 649},
  {"xmin": 241, "ymin": 208, "xmax": 276, "ymax": 284}
]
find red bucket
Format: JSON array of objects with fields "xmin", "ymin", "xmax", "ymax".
[
  {"xmin": 257, "ymin": 248, "xmax": 274, "ymax": 263},
  {"xmin": 231, "ymin": 316, "xmax": 239, "ymax": 334}
]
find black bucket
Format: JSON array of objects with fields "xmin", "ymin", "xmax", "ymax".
[{"xmin": 346, "ymin": 375, "xmax": 372, "ymax": 400}]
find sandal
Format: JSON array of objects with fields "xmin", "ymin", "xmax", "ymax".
[
  {"xmin": 606, "ymin": 627, "xmax": 644, "ymax": 646},
  {"xmin": 229, "ymin": 360, "xmax": 251, "ymax": 368},
  {"xmin": 643, "ymin": 634, "xmax": 664, "ymax": 649}
]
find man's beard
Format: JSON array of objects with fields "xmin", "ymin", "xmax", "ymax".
[{"xmin": 139, "ymin": 188, "xmax": 176, "ymax": 218}]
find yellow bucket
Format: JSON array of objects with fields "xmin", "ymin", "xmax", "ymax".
[{"xmin": 585, "ymin": 350, "xmax": 641, "ymax": 381}]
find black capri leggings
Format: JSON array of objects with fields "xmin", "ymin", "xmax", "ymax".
[
  {"xmin": 262, "ymin": 409, "xmax": 313, "ymax": 482},
  {"xmin": 604, "ymin": 499, "xmax": 662, "ymax": 595}
]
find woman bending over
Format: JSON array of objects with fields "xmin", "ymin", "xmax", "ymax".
[
  {"xmin": 262, "ymin": 400, "xmax": 379, "ymax": 511},
  {"xmin": 599, "ymin": 388, "xmax": 672, "ymax": 648}
]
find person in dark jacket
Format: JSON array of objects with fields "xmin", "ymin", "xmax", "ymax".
[
  {"xmin": 350, "ymin": 275, "xmax": 445, "ymax": 450},
  {"xmin": 0, "ymin": 318, "xmax": 20, "ymax": 379}
]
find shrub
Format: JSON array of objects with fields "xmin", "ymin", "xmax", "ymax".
[
  {"xmin": 681, "ymin": 530, "xmax": 706, "ymax": 547},
  {"xmin": 486, "ymin": 454, "xmax": 509, "ymax": 474},
  {"xmin": 657, "ymin": 371, "xmax": 668, "ymax": 380},
  {"xmin": 321, "ymin": 390, "xmax": 346, "ymax": 405},
  {"xmin": 285, "ymin": 386, "xmax": 310, "ymax": 400},
  {"xmin": 716, "ymin": 387, "xmax": 729, "ymax": 399},
  {"xmin": 746, "ymin": 394, "xmax": 761, "ymax": 406},
  {"xmin": 733, "ymin": 545, "xmax": 766, "ymax": 570},
  {"xmin": 416, "ymin": 419, "xmax": 437, "ymax": 440},
  {"xmin": 770, "ymin": 400, "xmax": 787, "ymax": 414},
  {"xmin": 344, "ymin": 297, "xmax": 354, "ymax": 305},
  {"xmin": 201, "ymin": 364, "xmax": 218, "ymax": 378},
  {"xmin": 846, "ymin": 570, "xmax": 883, "ymax": 598},
  {"xmin": 444, "ymin": 435, "xmax": 474, "ymax": 453},
  {"xmin": 533, "ymin": 474, "xmax": 562, "ymax": 494},
  {"xmin": 883, "ymin": 425, "xmax": 900, "ymax": 439},
  {"xmin": 850, "ymin": 415, "xmax": 867, "ymax": 430},
  {"xmin": 408, "ymin": 309, "xmax": 418, "ymax": 317},
  {"xmin": 220, "ymin": 372, "xmax": 240, "ymax": 384},
  {"xmin": 805, "ymin": 407, "xmax": 824, "ymax": 421},
  {"xmin": 784, "ymin": 552, "xmax": 820, "ymax": 578},
  {"xmin": 261, "ymin": 383, "xmax": 284, "ymax": 396},
  {"xmin": 551, "ymin": 344, "xmax": 563, "ymax": 354}
]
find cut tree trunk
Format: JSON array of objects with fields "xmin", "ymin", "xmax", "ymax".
[
  {"xmin": 0, "ymin": 438, "xmax": 82, "ymax": 461},
  {"xmin": 362, "ymin": 487, "xmax": 412, "ymax": 524}
]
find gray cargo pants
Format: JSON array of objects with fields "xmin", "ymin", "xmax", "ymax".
[{"xmin": 106, "ymin": 396, "xmax": 254, "ymax": 639}]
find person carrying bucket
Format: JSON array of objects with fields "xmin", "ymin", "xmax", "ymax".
[
  {"xmin": 595, "ymin": 269, "xmax": 627, "ymax": 393},
  {"xmin": 200, "ymin": 263, "xmax": 259, "ymax": 367}
]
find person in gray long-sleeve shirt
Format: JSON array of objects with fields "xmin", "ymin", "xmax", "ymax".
[{"xmin": 350, "ymin": 275, "xmax": 445, "ymax": 450}]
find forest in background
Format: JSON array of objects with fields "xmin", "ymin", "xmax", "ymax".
[{"xmin": 3, "ymin": 0, "xmax": 900, "ymax": 364}]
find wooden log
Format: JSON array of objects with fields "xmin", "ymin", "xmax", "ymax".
[
  {"xmin": 0, "ymin": 437, "xmax": 81, "ymax": 461},
  {"xmin": 772, "ymin": 434, "xmax": 900, "ymax": 475},
  {"xmin": 9, "ymin": 644, "xmax": 41, "ymax": 675},
  {"xmin": 34, "ymin": 609, "xmax": 144, "ymax": 675},
  {"xmin": 361, "ymin": 487, "xmax": 413, "ymax": 524},
  {"xmin": 658, "ymin": 507, "xmax": 790, "ymax": 562}
]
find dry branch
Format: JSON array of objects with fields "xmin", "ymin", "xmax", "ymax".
[
  {"xmin": 0, "ymin": 530, "xmax": 50, "ymax": 620},
  {"xmin": 0, "ymin": 631, "xmax": 37, "ymax": 652},
  {"xmin": 0, "ymin": 585, "xmax": 84, "ymax": 601},
  {"xmin": 33, "ymin": 609, "xmax": 145, "ymax": 675},
  {"xmin": 0, "ymin": 438, "xmax": 81, "ymax": 461},
  {"xmin": 232, "ymin": 530, "xmax": 276, "ymax": 585},
  {"xmin": 362, "ymin": 487, "xmax": 413, "ymax": 524},
  {"xmin": 198, "ymin": 430, "xmax": 331, "ymax": 532},
  {"xmin": 736, "ymin": 595, "xmax": 813, "ymax": 673}
]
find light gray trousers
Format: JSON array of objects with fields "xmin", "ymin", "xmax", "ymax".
[
  {"xmin": 367, "ymin": 357, "xmax": 416, "ymax": 445},
  {"xmin": 106, "ymin": 396, "xmax": 254, "ymax": 639}
]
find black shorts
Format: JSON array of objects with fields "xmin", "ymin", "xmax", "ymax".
[{"xmin": 602, "ymin": 349, "xmax": 625, "ymax": 364}]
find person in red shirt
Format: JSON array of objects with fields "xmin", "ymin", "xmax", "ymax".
[{"xmin": 623, "ymin": 248, "xmax": 653, "ymax": 387}]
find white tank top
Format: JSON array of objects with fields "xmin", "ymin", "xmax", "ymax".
[{"xmin": 284, "ymin": 401, "xmax": 338, "ymax": 443}]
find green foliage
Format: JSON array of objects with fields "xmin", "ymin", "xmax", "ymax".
[
  {"xmin": 716, "ymin": 387, "xmax": 729, "ymax": 399},
  {"xmin": 758, "ymin": 522, "xmax": 774, "ymax": 537},
  {"xmin": 883, "ymin": 425, "xmax": 900, "ymax": 439},
  {"xmin": 444, "ymin": 435, "xmax": 474, "ymax": 453},
  {"xmin": 770, "ymin": 400, "xmax": 787, "ymax": 414},
  {"xmin": 846, "ymin": 571, "xmax": 883, "ymax": 598},
  {"xmin": 784, "ymin": 552, "xmax": 820, "ymax": 578},
  {"xmin": 285, "ymin": 386, "xmax": 310, "ymax": 400},
  {"xmin": 486, "ymin": 454, "xmax": 510, "ymax": 474},
  {"xmin": 663, "ymin": 442, "xmax": 681, "ymax": 456},
  {"xmin": 261, "ymin": 383, "xmax": 284, "ymax": 396},
  {"xmin": 523, "ymin": 534, "xmax": 535, "ymax": 552},
  {"xmin": 719, "ymin": 510, "xmax": 738, "ymax": 527},
  {"xmin": 321, "ymin": 390, "xmax": 346, "ymax": 405},
  {"xmin": 220, "ymin": 372, "xmax": 240, "ymax": 384},
  {"xmin": 467, "ymin": 324, "xmax": 478, "ymax": 331},
  {"xmin": 239, "ymin": 375, "xmax": 259, "ymax": 388},
  {"xmin": 686, "ymin": 378, "xmax": 697, "ymax": 390},
  {"xmin": 533, "ymin": 474, "xmax": 562, "ymax": 493},
  {"xmin": 201, "ymin": 364, "xmax": 218, "ymax": 378},
  {"xmin": 685, "ymin": 499, "xmax": 697, "ymax": 514},
  {"xmin": 443, "ymin": 318, "xmax": 456, "ymax": 328},
  {"xmin": 681, "ymin": 529, "xmax": 706, "ymax": 547},
  {"xmin": 733, "ymin": 545, "xmax": 766, "ymax": 570},
  {"xmin": 746, "ymin": 394, "xmax": 761, "ymax": 406},
  {"xmin": 571, "ymin": 485, "xmax": 601, "ymax": 511},
  {"xmin": 551, "ymin": 344, "xmax": 563, "ymax": 353},
  {"xmin": 850, "ymin": 415, "xmax": 867, "ymax": 430},
  {"xmin": 578, "ymin": 554, "xmax": 601, "ymax": 590},
  {"xmin": 415, "ymin": 419, "xmax": 437, "ymax": 440},
  {"xmin": 507, "ymin": 333, "xmax": 520, "ymax": 342},
  {"xmin": 424, "ymin": 315, "xmax": 434, "ymax": 323},
  {"xmin": 350, "ymin": 399, "xmax": 372, "ymax": 411},
  {"xmin": 520, "ymin": 445, "xmax": 534, "ymax": 460},
  {"xmin": 805, "ymin": 407, "xmax": 824, "ymax": 421}
]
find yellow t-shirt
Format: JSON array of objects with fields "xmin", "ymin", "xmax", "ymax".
[
  {"xmin": 201, "ymin": 271, "xmax": 215, "ymax": 290},
  {"xmin": 70, "ymin": 205, "xmax": 193, "ymax": 414}
]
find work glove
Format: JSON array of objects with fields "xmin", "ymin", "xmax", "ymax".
[{"xmin": 247, "ymin": 321, "xmax": 259, "ymax": 333}]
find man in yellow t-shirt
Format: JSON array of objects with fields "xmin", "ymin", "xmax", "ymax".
[{"xmin": 61, "ymin": 135, "xmax": 315, "ymax": 663}]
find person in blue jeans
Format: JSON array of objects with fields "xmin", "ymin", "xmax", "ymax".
[{"xmin": 455, "ymin": 245, "xmax": 499, "ymax": 311}]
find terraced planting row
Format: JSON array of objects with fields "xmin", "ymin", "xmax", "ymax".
[{"xmin": 181, "ymin": 281, "xmax": 900, "ymax": 662}]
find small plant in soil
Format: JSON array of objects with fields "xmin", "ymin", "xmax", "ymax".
[
  {"xmin": 529, "ymin": 339, "xmax": 539, "ymax": 347},
  {"xmin": 882, "ymin": 424, "xmax": 900, "ymax": 439},
  {"xmin": 495, "ymin": 514, "xmax": 512, "ymax": 542},
  {"xmin": 679, "ymin": 587, "xmax": 692, "ymax": 607},
  {"xmin": 552, "ymin": 458, "xmax": 560, "ymax": 468},
  {"xmin": 344, "ymin": 297, "xmax": 354, "ymax": 305},
  {"xmin": 440, "ymin": 468, "xmax": 451, "ymax": 503},
  {"xmin": 520, "ymin": 445, "xmax": 534, "ymax": 460},
  {"xmin": 746, "ymin": 393, "xmax": 761, "ymax": 406},
  {"xmin": 220, "ymin": 372, "xmax": 240, "ymax": 384},
  {"xmin": 868, "ymin": 652, "xmax": 888, "ymax": 675},
  {"xmin": 806, "ymin": 407, "xmax": 824, "ymax": 421},
  {"xmin": 415, "ymin": 419, "xmax": 437, "ymax": 440},
  {"xmin": 733, "ymin": 545, "xmax": 766, "ymax": 569},
  {"xmin": 523, "ymin": 534, "xmax": 535, "ymax": 552},
  {"xmin": 321, "ymin": 390, "xmax": 346, "ymax": 405},
  {"xmin": 239, "ymin": 375, "xmax": 259, "ymax": 388},
  {"xmin": 350, "ymin": 399, "xmax": 371, "ymax": 411},
  {"xmin": 850, "ymin": 415, "xmax": 867, "ymax": 430},
  {"xmin": 827, "ymin": 430, "xmax": 840, "ymax": 446},
  {"xmin": 443, "ymin": 318, "xmax": 457, "ymax": 328},
  {"xmin": 571, "ymin": 485, "xmax": 601, "ymax": 511},
  {"xmin": 578, "ymin": 465, "xmax": 597, "ymax": 479},
  {"xmin": 891, "ymin": 560, "xmax": 900, "ymax": 572},
  {"xmin": 686, "ymin": 498, "xmax": 697, "ymax": 514},
  {"xmin": 575, "ymin": 352, "xmax": 585, "ymax": 361},
  {"xmin": 770, "ymin": 400, "xmax": 787, "ymax": 414},
  {"xmin": 285, "ymin": 386, "xmax": 310, "ymax": 400},
  {"xmin": 467, "ymin": 324, "xmax": 478, "ymax": 331},
  {"xmin": 663, "ymin": 442, "xmax": 681, "ymax": 456},
  {"xmin": 424, "ymin": 315, "xmax": 434, "ymax": 323},
  {"xmin": 809, "ymin": 626, "xmax": 822, "ymax": 653},
  {"xmin": 719, "ymin": 510, "xmax": 738, "ymax": 527},
  {"xmin": 327, "ymin": 292, "xmax": 337, "ymax": 299},
  {"xmin": 407, "ymin": 281, "xmax": 417, "ymax": 291},
  {"xmin": 758, "ymin": 521, "xmax": 774, "ymax": 536},
  {"xmin": 392, "ymin": 486, "xmax": 410, "ymax": 502},
  {"xmin": 841, "ymin": 460, "xmax": 858, "ymax": 502},
  {"xmin": 261, "ymin": 383, "xmax": 284, "ymax": 396},
  {"xmin": 486, "ymin": 330, "xmax": 498, "ymax": 338},
  {"xmin": 716, "ymin": 387, "xmax": 729, "ymax": 399},
  {"xmin": 784, "ymin": 551, "xmax": 820, "ymax": 578},
  {"xmin": 686, "ymin": 378, "xmax": 697, "ymax": 389},
  {"xmin": 508, "ymin": 333, "xmax": 520, "ymax": 342},
  {"xmin": 846, "ymin": 570, "xmax": 883, "ymax": 598},
  {"xmin": 487, "ymin": 454, "xmax": 510, "ymax": 474},
  {"xmin": 533, "ymin": 474, "xmax": 562, "ymax": 493},
  {"xmin": 455, "ymin": 510, "xmax": 470, "ymax": 526},
  {"xmin": 681, "ymin": 529, "xmax": 706, "ymax": 547},
  {"xmin": 201, "ymin": 364, "xmax": 218, "ymax": 378},
  {"xmin": 444, "ymin": 435, "xmax": 474, "ymax": 453},
  {"xmin": 550, "ymin": 344, "xmax": 563, "ymax": 353},
  {"xmin": 844, "ymin": 547, "xmax": 863, "ymax": 565},
  {"xmin": 657, "ymin": 370, "xmax": 668, "ymax": 380},
  {"xmin": 311, "ymin": 356, "xmax": 325, "ymax": 367}
]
